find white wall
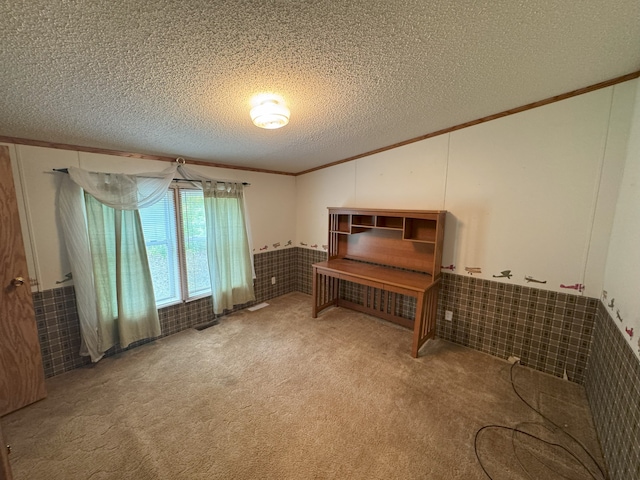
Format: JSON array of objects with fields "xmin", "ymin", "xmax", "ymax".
[
  {"xmin": 603, "ymin": 79, "xmax": 640, "ymax": 359},
  {"xmin": 295, "ymin": 135, "xmax": 448, "ymax": 252},
  {"xmin": 10, "ymin": 145, "xmax": 296, "ymax": 291},
  {"xmin": 295, "ymin": 162, "xmax": 356, "ymax": 251},
  {"xmin": 296, "ymin": 80, "xmax": 638, "ymax": 299},
  {"xmin": 444, "ymin": 88, "xmax": 612, "ymax": 294},
  {"xmin": 7, "ymin": 79, "xmax": 637, "ymax": 307}
]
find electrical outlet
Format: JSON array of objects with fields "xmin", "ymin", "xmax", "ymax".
[
  {"xmin": 271, "ymin": 276, "xmax": 276, "ymax": 285},
  {"xmin": 444, "ymin": 310, "xmax": 453, "ymax": 321}
]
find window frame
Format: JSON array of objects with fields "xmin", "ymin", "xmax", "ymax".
[
  {"xmin": 175, "ymin": 185, "xmax": 212, "ymax": 304},
  {"xmin": 142, "ymin": 183, "xmax": 212, "ymax": 308}
]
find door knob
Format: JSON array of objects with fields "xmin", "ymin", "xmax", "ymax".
[{"xmin": 12, "ymin": 276, "xmax": 25, "ymax": 287}]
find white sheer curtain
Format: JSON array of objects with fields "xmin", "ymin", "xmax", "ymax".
[
  {"xmin": 59, "ymin": 164, "xmax": 176, "ymax": 362},
  {"xmin": 177, "ymin": 164, "xmax": 256, "ymax": 313}
]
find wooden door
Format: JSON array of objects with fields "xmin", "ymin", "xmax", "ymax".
[{"xmin": 0, "ymin": 145, "xmax": 46, "ymax": 417}]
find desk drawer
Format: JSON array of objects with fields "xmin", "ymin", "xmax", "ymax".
[{"xmin": 339, "ymin": 274, "xmax": 383, "ymax": 290}]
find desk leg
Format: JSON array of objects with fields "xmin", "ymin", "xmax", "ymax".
[
  {"xmin": 411, "ymin": 283, "xmax": 440, "ymax": 357},
  {"xmin": 411, "ymin": 292, "xmax": 426, "ymax": 358},
  {"xmin": 312, "ymin": 267, "xmax": 318, "ymax": 318}
]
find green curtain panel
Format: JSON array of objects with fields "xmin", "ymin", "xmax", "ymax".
[
  {"xmin": 85, "ymin": 195, "xmax": 160, "ymax": 350},
  {"xmin": 202, "ymin": 182, "xmax": 255, "ymax": 314}
]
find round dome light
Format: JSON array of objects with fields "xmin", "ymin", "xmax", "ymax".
[{"xmin": 250, "ymin": 99, "xmax": 290, "ymax": 129}]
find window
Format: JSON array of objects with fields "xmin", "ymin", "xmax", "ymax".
[
  {"xmin": 139, "ymin": 186, "xmax": 211, "ymax": 307},
  {"xmin": 179, "ymin": 189, "xmax": 210, "ymax": 298}
]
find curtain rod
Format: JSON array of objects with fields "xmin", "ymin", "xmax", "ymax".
[{"xmin": 52, "ymin": 168, "xmax": 250, "ymax": 186}]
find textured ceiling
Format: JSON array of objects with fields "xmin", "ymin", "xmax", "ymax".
[{"xmin": 0, "ymin": 1, "xmax": 638, "ymax": 174}]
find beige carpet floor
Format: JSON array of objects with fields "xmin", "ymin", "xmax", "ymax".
[{"xmin": 2, "ymin": 292, "xmax": 606, "ymax": 479}]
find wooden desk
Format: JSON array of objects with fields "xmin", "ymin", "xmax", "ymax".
[
  {"xmin": 312, "ymin": 207, "xmax": 446, "ymax": 357},
  {"xmin": 312, "ymin": 258, "xmax": 440, "ymax": 357}
]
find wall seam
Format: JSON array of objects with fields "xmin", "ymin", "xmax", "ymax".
[
  {"xmin": 580, "ymin": 87, "xmax": 616, "ymax": 295},
  {"xmin": 354, "ymin": 158, "xmax": 358, "ymax": 206},
  {"xmin": 442, "ymin": 133, "xmax": 451, "ymax": 210}
]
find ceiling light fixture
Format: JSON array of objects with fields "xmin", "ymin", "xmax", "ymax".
[{"xmin": 250, "ymin": 97, "xmax": 290, "ymax": 129}]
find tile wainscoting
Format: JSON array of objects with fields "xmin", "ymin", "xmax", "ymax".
[
  {"xmin": 32, "ymin": 252, "xmax": 601, "ymax": 386},
  {"xmin": 299, "ymin": 256, "xmax": 598, "ymax": 385},
  {"xmin": 437, "ymin": 273, "xmax": 597, "ymax": 385},
  {"xmin": 585, "ymin": 302, "xmax": 640, "ymax": 480},
  {"xmin": 33, "ymin": 247, "xmax": 298, "ymax": 378},
  {"xmin": 295, "ymin": 247, "xmax": 328, "ymax": 295}
]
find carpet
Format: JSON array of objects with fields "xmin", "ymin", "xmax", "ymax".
[{"xmin": 1, "ymin": 292, "xmax": 606, "ymax": 479}]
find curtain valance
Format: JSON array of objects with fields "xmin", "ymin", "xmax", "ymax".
[{"xmin": 67, "ymin": 164, "xmax": 177, "ymax": 210}]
